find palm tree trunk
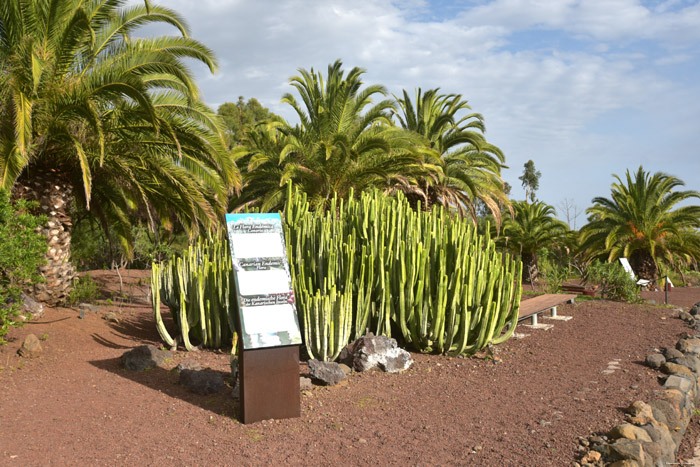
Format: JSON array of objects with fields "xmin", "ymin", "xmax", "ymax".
[
  {"xmin": 13, "ymin": 169, "xmax": 77, "ymax": 306},
  {"xmin": 630, "ymin": 249, "xmax": 657, "ymax": 283}
]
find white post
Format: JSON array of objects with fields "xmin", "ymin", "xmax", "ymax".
[
  {"xmin": 532, "ymin": 313, "xmax": 538, "ymax": 326},
  {"xmin": 551, "ymin": 306, "xmax": 557, "ymax": 318}
]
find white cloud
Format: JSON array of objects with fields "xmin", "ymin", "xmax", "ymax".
[{"xmin": 129, "ymin": 0, "xmax": 700, "ymax": 211}]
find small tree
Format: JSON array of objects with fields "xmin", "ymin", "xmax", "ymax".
[
  {"xmin": 519, "ymin": 160, "xmax": 541, "ymax": 202},
  {"xmin": 0, "ymin": 190, "xmax": 47, "ymax": 343}
]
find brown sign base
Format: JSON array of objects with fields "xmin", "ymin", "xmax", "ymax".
[{"xmin": 239, "ymin": 344, "xmax": 300, "ymax": 424}]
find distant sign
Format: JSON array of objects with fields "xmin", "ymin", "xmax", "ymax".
[{"xmin": 225, "ymin": 213, "xmax": 302, "ymax": 350}]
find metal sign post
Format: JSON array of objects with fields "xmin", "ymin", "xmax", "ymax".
[{"xmin": 225, "ymin": 213, "xmax": 302, "ymax": 424}]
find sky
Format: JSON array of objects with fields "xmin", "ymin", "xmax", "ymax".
[{"xmin": 136, "ymin": 0, "xmax": 700, "ymax": 227}]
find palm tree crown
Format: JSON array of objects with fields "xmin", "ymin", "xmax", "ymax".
[
  {"xmin": 392, "ymin": 88, "xmax": 509, "ymax": 224},
  {"xmin": 0, "ymin": 0, "xmax": 234, "ymax": 302},
  {"xmin": 580, "ymin": 166, "xmax": 700, "ymax": 280}
]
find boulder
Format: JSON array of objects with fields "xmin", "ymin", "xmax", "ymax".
[
  {"xmin": 608, "ymin": 439, "xmax": 646, "ymax": 465},
  {"xmin": 308, "ymin": 359, "xmax": 347, "ymax": 386},
  {"xmin": 340, "ymin": 333, "xmax": 413, "ymax": 373},
  {"xmin": 640, "ymin": 422, "xmax": 675, "ymax": 465},
  {"xmin": 669, "ymin": 354, "xmax": 700, "ymax": 374},
  {"xmin": 689, "ymin": 301, "xmax": 700, "ymax": 316},
  {"xmin": 679, "ymin": 311, "xmax": 695, "ymax": 323},
  {"xmin": 179, "ymin": 369, "xmax": 226, "ymax": 395},
  {"xmin": 20, "ymin": 294, "xmax": 44, "ymax": 319},
  {"xmin": 663, "ymin": 348, "xmax": 684, "ymax": 360},
  {"xmin": 17, "ymin": 334, "xmax": 42, "ymax": 358},
  {"xmin": 645, "ymin": 354, "xmax": 665, "ymax": 370},
  {"xmin": 626, "ymin": 401, "xmax": 656, "ymax": 426},
  {"xmin": 677, "ymin": 338, "xmax": 700, "ymax": 356},
  {"xmin": 607, "ymin": 461, "xmax": 641, "ymax": 467},
  {"xmin": 608, "ymin": 423, "xmax": 652, "ymax": 442},
  {"xmin": 648, "ymin": 399, "xmax": 684, "ymax": 447},
  {"xmin": 122, "ymin": 344, "xmax": 172, "ymax": 371},
  {"xmin": 660, "ymin": 362, "xmax": 694, "ymax": 377}
]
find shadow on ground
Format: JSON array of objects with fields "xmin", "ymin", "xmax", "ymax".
[{"xmin": 89, "ymin": 357, "xmax": 239, "ymax": 420}]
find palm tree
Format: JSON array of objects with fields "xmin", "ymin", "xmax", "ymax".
[
  {"xmin": 392, "ymin": 88, "xmax": 509, "ymax": 225},
  {"xmin": 272, "ymin": 60, "xmax": 426, "ymax": 211},
  {"xmin": 0, "ymin": 0, "xmax": 234, "ymax": 304},
  {"xmin": 580, "ymin": 166, "xmax": 700, "ymax": 282},
  {"xmin": 495, "ymin": 200, "xmax": 568, "ymax": 281}
]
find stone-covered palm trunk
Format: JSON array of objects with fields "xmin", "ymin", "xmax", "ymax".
[
  {"xmin": 630, "ymin": 248, "xmax": 657, "ymax": 284},
  {"xmin": 13, "ymin": 169, "xmax": 77, "ymax": 305}
]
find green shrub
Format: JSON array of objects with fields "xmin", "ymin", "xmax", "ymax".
[
  {"xmin": 538, "ymin": 247, "xmax": 568, "ymax": 293},
  {"xmin": 584, "ymin": 261, "xmax": 641, "ymax": 303},
  {"xmin": 0, "ymin": 189, "xmax": 47, "ymax": 344},
  {"xmin": 67, "ymin": 274, "xmax": 100, "ymax": 305}
]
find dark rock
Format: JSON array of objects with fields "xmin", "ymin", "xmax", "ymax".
[
  {"xmin": 640, "ymin": 422, "xmax": 675, "ymax": 465},
  {"xmin": 338, "ymin": 363, "xmax": 352, "ymax": 376},
  {"xmin": 17, "ymin": 334, "xmax": 42, "ymax": 358},
  {"xmin": 640, "ymin": 441, "xmax": 663, "ymax": 466},
  {"xmin": 340, "ymin": 334, "xmax": 413, "ymax": 373},
  {"xmin": 175, "ymin": 360, "xmax": 204, "ymax": 372},
  {"xmin": 179, "ymin": 369, "xmax": 226, "ymax": 395},
  {"xmin": 308, "ymin": 359, "xmax": 347, "ymax": 386},
  {"xmin": 122, "ymin": 344, "xmax": 172, "ymax": 371},
  {"xmin": 648, "ymin": 399, "xmax": 684, "ymax": 447},
  {"xmin": 608, "ymin": 439, "xmax": 646, "ymax": 464},
  {"xmin": 677, "ymin": 338, "xmax": 700, "ymax": 356},
  {"xmin": 20, "ymin": 294, "xmax": 44, "ymax": 319},
  {"xmin": 645, "ymin": 354, "xmax": 665, "ymax": 369},
  {"xmin": 690, "ymin": 301, "xmax": 700, "ymax": 316},
  {"xmin": 663, "ymin": 348, "xmax": 684, "ymax": 360}
]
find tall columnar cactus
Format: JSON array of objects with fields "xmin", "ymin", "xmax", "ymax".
[
  {"xmin": 283, "ymin": 183, "xmax": 522, "ymax": 358},
  {"xmin": 153, "ymin": 183, "xmax": 522, "ymax": 359},
  {"xmin": 151, "ymin": 236, "xmax": 237, "ymax": 351}
]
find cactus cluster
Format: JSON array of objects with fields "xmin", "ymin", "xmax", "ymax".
[
  {"xmin": 284, "ymin": 183, "xmax": 522, "ymax": 358},
  {"xmin": 151, "ymin": 237, "xmax": 237, "ymax": 351},
  {"xmin": 151, "ymin": 184, "xmax": 522, "ymax": 359}
]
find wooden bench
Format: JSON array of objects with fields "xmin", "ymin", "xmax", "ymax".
[
  {"xmin": 518, "ymin": 293, "xmax": 577, "ymax": 328},
  {"xmin": 561, "ymin": 284, "xmax": 597, "ymax": 296}
]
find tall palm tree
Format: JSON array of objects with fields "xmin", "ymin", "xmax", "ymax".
[
  {"xmin": 580, "ymin": 166, "xmax": 700, "ymax": 281},
  {"xmin": 0, "ymin": 0, "xmax": 234, "ymax": 304},
  {"xmin": 272, "ymin": 60, "xmax": 426, "ymax": 211},
  {"xmin": 495, "ymin": 200, "xmax": 568, "ymax": 281},
  {"xmin": 392, "ymin": 88, "xmax": 510, "ymax": 225}
]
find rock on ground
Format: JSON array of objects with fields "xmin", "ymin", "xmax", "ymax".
[
  {"xmin": 122, "ymin": 345, "xmax": 172, "ymax": 371},
  {"xmin": 179, "ymin": 369, "xmax": 226, "ymax": 395},
  {"xmin": 17, "ymin": 334, "xmax": 42, "ymax": 358},
  {"xmin": 339, "ymin": 333, "xmax": 413, "ymax": 373},
  {"xmin": 308, "ymin": 359, "xmax": 346, "ymax": 386}
]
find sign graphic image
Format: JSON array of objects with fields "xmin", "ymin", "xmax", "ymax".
[{"xmin": 225, "ymin": 213, "xmax": 302, "ymax": 349}]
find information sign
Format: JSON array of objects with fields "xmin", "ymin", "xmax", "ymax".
[{"xmin": 225, "ymin": 213, "xmax": 302, "ymax": 350}]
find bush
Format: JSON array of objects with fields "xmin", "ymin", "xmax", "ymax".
[
  {"xmin": 67, "ymin": 274, "xmax": 100, "ymax": 305},
  {"xmin": 0, "ymin": 190, "xmax": 47, "ymax": 344},
  {"xmin": 538, "ymin": 247, "xmax": 568, "ymax": 293},
  {"xmin": 584, "ymin": 261, "xmax": 641, "ymax": 303}
]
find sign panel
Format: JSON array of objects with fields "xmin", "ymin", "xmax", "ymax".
[{"xmin": 225, "ymin": 213, "xmax": 302, "ymax": 350}]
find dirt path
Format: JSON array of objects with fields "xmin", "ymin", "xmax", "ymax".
[{"xmin": 0, "ymin": 270, "xmax": 698, "ymax": 465}]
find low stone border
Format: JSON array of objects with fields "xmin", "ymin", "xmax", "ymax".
[{"xmin": 576, "ymin": 302, "xmax": 700, "ymax": 466}]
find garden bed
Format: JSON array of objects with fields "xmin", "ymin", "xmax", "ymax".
[{"xmin": 0, "ymin": 269, "xmax": 698, "ymax": 465}]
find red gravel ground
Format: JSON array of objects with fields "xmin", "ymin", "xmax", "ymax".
[{"xmin": 0, "ymin": 270, "xmax": 698, "ymax": 466}]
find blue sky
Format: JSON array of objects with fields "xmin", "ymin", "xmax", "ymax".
[{"xmin": 140, "ymin": 0, "xmax": 700, "ymax": 226}]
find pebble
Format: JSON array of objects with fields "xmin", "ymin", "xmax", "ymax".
[{"xmin": 359, "ymin": 438, "xmax": 367, "ymax": 444}]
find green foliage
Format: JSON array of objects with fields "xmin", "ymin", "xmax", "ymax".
[
  {"xmin": 519, "ymin": 160, "xmax": 541, "ymax": 202},
  {"xmin": 218, "ymin": 97, "xmax": 276, "ymax": 149},
  {"xmin": 391, "ymin": 88, "xmax": 509, "ymax": 225},
  {"xmin": 0, "ymin": 190, "xmax": 47, "ymax": 344},
  {"xmin": 538, "ymin": 248, "xmax": 568, "ymax": 294},
  {"xmin": 67, "ymin": 274, "xmax": 100, "ymax": 305},
  {"xmin": 0, "ymin": 0, "xmax": 235, "ymax": 260},
  {"xmin": 152, "ymin": 183, "xmax": 522, "ymax": 359},
  {"xmin": 580, "ymin": 166, "xmax": 700, "ymax": 281},
  {"xmin": 285, "ymin": 183, "xmax": 522, "ymax": 358},
  {"xmin": 151, "ymin": 237, "xmax": 237, "ymax": 351},
  {"xmin": 584, "ymin": 261, "xmax": 641, "ymax": 303}
]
